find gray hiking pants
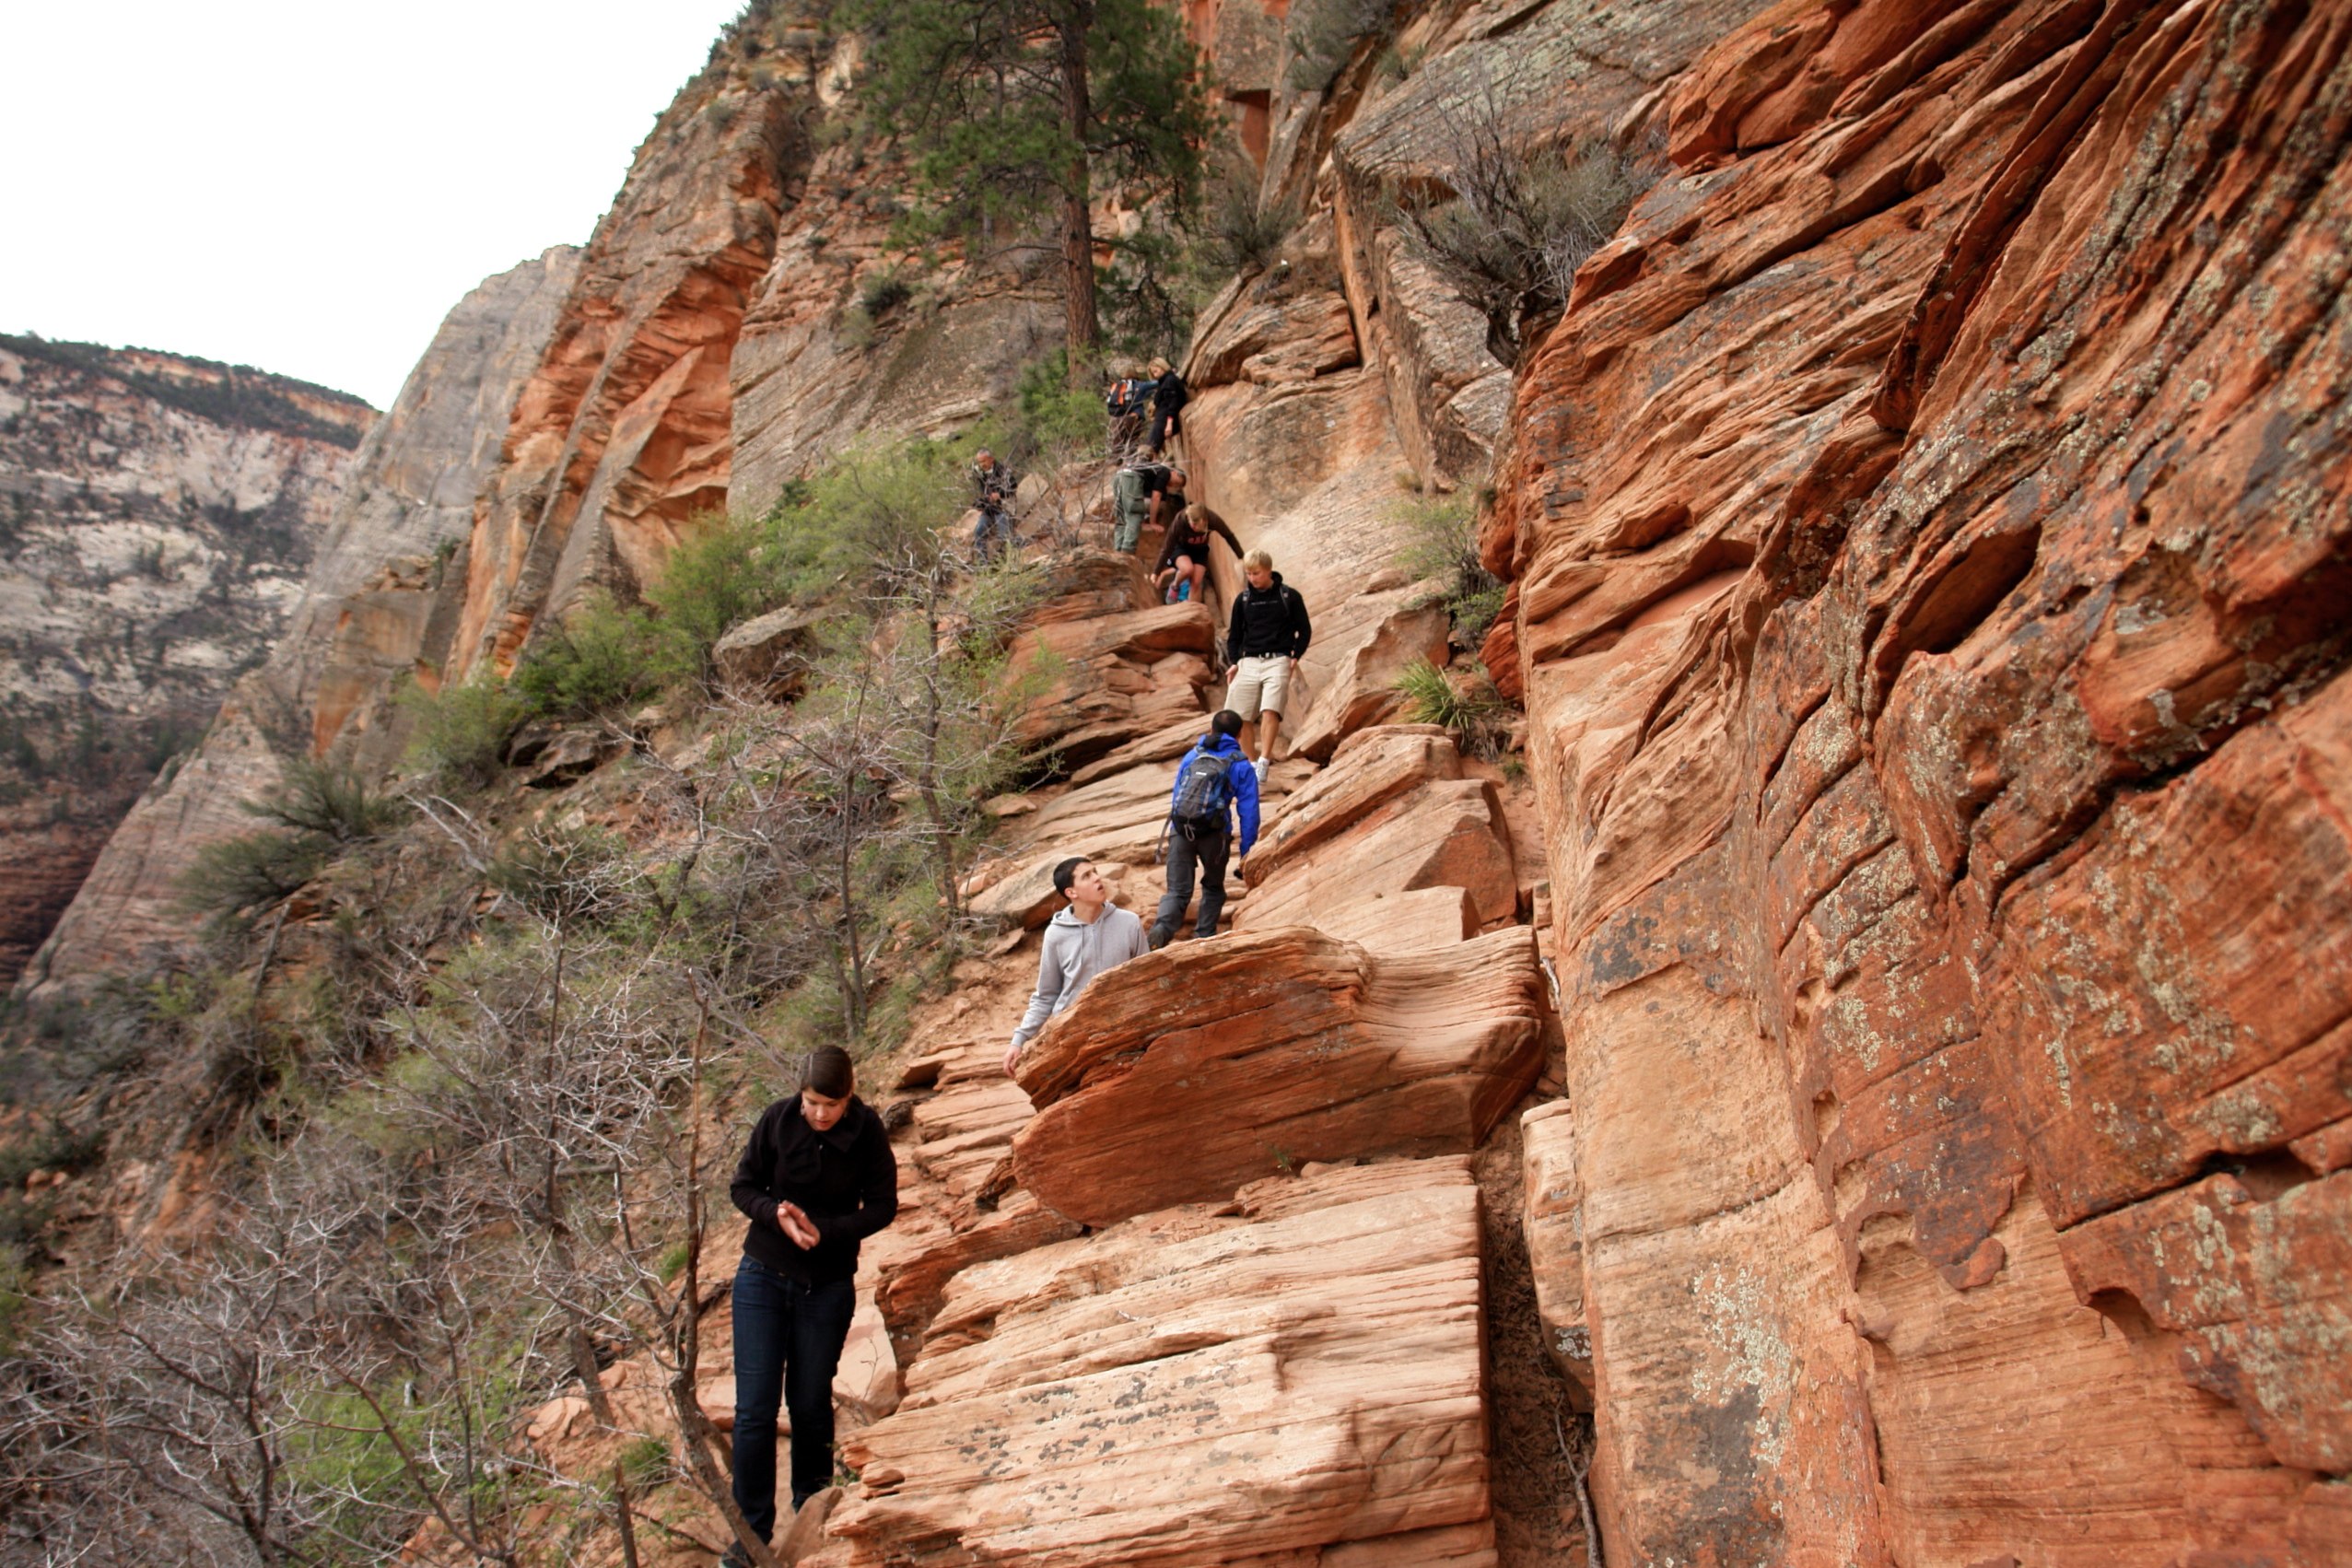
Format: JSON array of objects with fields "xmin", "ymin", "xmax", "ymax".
[{"xmin": 1152, "ymin": 823, "xmax": 1229, "ymax": 943}]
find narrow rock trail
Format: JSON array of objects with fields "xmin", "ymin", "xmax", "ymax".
[{"xmin": 794, "ymin": 435, "xmax": 1583, "ymax": 1564}]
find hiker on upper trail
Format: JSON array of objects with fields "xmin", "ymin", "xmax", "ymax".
[
  {"xmin": 1144, "ymin": 357, "xmax": 1187, "ymax": 459},
  {"xmin": 1150, "ymin": 708, "xmax": 1259, "ymax": 951},
  {"xmin": 1153, "ymin": 497, "xmax": 1243, "ymax": 605},
  {"xmin": 727, "ymin": 1046, "xmax": 898, "ymax": 1558},
  {"xmin": 1004, "ymin": 857, "xmax": 1150, "ymax": 1076},
  {"xmin": 969, "ymin": 448, "xmax": 1019, "ymax": 564},
  {"xmin": 1110, "ymin": 461, "xmax": 1183, "ymax": 554},
  {"xmin": 1225, "ymin": 547, "xmax": 1311, "ymax": 774}
]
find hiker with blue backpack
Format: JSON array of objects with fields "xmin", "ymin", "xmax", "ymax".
[{"xmin": 1149, "ymin": 709, "xmax": 1260, "ymax": 951}]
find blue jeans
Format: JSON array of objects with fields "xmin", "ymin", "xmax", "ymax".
[
  {"xmin": 731, "ymin": 1258, "xmax": 856, "ymax": 1539},
  {"xmin": 973, "ymin": 504, "xmax": 1014, "ymax": 563}
]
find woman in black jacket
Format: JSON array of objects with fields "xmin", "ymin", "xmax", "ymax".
[
  {"xmin": 726, "ymin": 1047, "xmax": 898, "ymax": 1551},
  {"xmin": 1146, "ymin": 356, "xmax": 1187, "ymax": 459}
]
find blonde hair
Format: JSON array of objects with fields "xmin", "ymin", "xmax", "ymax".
[
  {"xmin": 1148, "ymin": 357, "xmax": 1171, "ymax": 376},
  {"xmin": 1242, "ymin": 547, "xmax": 1273, "ymax": 572}
]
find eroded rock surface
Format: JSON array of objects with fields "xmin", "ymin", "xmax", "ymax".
[
  {"xmin": 1482, "ymin": 0, "xmax": 2352, "ymax": 1557},
  {"xmin": 833, "ymin": 1157, "xmax": 1498, "ymax": 1568},
  {"xmin": 1009, "ymin": 926, "xmax": 1544, "ymax": 1227}
]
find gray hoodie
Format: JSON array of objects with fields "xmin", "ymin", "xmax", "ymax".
[{"xmin": 1010, "ymin": 904, "xmax": 1150, "ymax": 1049}]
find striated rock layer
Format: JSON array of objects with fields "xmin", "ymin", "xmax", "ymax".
[
  {"xmin": 833, "ymin": 1157, "xmax": 1498, "ymax": 1568},
  {"xmin": 0, "ymin": 338, "xmax": 374, "ymax": 986},
  {"xmin": 1483, "ymin": 0, "xmax": 2352, "ymax": 1559}
]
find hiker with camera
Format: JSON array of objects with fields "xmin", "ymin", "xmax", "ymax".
[
  {"xmin": 969, "ymin": 448, "xmax": 1019, "ymax": 565},
  {"xmin": 1149, "ymin": 709, "xmax": 1260, "ymax": 951},
  {"xmin": 1004, "ymin": 858, "xmax": 1150, "ymax": 1077}
]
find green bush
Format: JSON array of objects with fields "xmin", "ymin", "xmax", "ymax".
[
  {"xmin": 247, "ymin": 759, "xmax": 408, "ymax": 844},
  {"xmin": 510, "ymin": 595, "xmax": 687, "ymax": 722},
  {"xmin": 858, "ymin": 268, "xmax": 913, "ymax": 318},
  {"xmin": 179, "ymin": 830, "xmax": 331, "ymax": 919},
  {"xmin": 1005, "ymin": 352, "xmax": 1108, "ymax": 465},
  {"xmin": 1392, "ymin": 489, "xmax": 1504, "ymax": 646},
  {"xmin": 644, "ymin": 513, "xmax": 798, "ymax": 673},
  {"xmin": 766, "ymin": 438, "xmax": 965, "ymax": 591},
  {"xmin": 1197, "ymin": 164, "xmax": 1299, "ymax": 278},
  {"xmin": 404, "ymin": 673, "xmax": 526, "ymax": 791},
  {"xmin": 1392, "ymin": 657, "xmax": 1509, "ymax": 756}
]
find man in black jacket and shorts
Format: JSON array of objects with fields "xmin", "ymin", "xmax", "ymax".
[{"xmin": 1224, "ymin": 547, "xmax": 1311, "ymax": 776}]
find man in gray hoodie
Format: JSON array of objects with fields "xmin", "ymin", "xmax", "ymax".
[{"xmin": 1003, "ymin": 857, "xmax": 1150, "ymax": 1076}]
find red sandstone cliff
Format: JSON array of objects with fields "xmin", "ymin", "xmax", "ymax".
[
  {"xmin": 1482, "ymin": 0, "xmax": 2352, "ymax": 1556},
  {"xmin": 15, "ymin": 0, "xmax": 2350, "ymax": 1562}
]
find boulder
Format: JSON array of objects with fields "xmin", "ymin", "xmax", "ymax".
[
  {"xmin": 1239, "ymin": 727, "xmax": 1516, "ymax": 931},
  {"xmin": 1281, "ymin": 588, "xmax": 1454, "ymax": 762},
  {"xmin": 1009, "ymin": 926, "xmax": 1545, "ymax": 1227},
  {"xmin": 831, "ymin": 1158, "xmax": 1497, "ymax": 1568},
  {"xmin": 711, "ymin": 603, "xmax": 825, "ymax": 694},
  {"xmin": 1003, "ymin": 602, "xmax": 1217, "ymax": 771},
  {"xmin": 1310, "ymin": 884, "xmax": 1478, "ymax": 954},
  {"xmin": 1188, "ymin": 284, "xmax": 1360, "ymax": 389},
  {"xmin": 1519, "ymin": 1099, "xmax": 1592, "ymax": 1403}
]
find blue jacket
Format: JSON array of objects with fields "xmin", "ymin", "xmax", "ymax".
[{"xmin": 1169, "ymin": 731, "xmax": 1260, "ymax": 855}]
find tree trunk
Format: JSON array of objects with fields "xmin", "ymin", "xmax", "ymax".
[{"xmin": 1057, "ymin": 3, "xmax": 1100, "ymax": 366}]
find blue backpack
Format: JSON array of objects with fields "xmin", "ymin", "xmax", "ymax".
[
  {"xmin": 1106, "ymin": 376, "xmax": 1159, "ymax": 416},
  {"xmin": 1171, "ymin": 746, "xmax": 1238, "ymax": 832}
]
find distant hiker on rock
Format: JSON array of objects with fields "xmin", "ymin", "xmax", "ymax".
[
  {"xmin": 969, "ymin": 448, "xmax": 1019, "ymax": 565},
  {"xmin": 1225, "ymin": 548, "xmax": 1311, "ymax": 774},
  {"xmin": 1153, "ymin": 496, "xmax": 1243, "ymax": 605},
  {"xmin": 1144, "ymin": 356, "xmax": 1187, "ymax": 459},
  {"xmin": 1110, "ymin": 460, "xmax": 1181, "ymax": 554},
  {"xmin": 1149, "ymin": 708, "xmax": 1260, "ymax": 951},
  {"xmin": 727, "ymin": 1045, "xmax": 898, "ymax": 1559},
  {"xmin": 1004, "ymin": 857, "xmax": 1150, "ymax": 1076}
]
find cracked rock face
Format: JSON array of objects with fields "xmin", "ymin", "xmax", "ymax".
[
  {"xmin": 833, "ymin": 1157, "xmax": 1498, "ymax": 1568},
  {"xmin": 1485, "ymin": 0, "xmax": 2352, "ymax": 1557}
]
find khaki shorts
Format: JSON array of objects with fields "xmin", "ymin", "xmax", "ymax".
[{"xmin": 1224, "ymin": 653, "xmax": 1293, "ymax": 720}]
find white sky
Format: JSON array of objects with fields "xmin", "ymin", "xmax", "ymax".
[{"xmin": 0, "ymin": 0, "xmax": 751, "ymax": 410}]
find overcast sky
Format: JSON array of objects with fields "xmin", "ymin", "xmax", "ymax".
[{"xmin": 0, "ymin": 0, "xmax": 749, "ymax": 410}]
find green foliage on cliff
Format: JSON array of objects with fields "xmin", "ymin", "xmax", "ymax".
[{"xmin": 1393, "ymin": 488, "xmax": 1504, "ymax": 646}]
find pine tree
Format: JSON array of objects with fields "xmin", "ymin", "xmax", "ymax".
[{"xmin": 851, "ymin": 0, "xmax": 1215, "ymax": 363}]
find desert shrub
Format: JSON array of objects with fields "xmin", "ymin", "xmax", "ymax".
[
  {"xmin": 1009, "ymin": 352, "xmax": 1110, "ymax": 463},
  {"xmin": 766, "ymin": 438, "xmax": 965, "ymax": 593},
  {"xmin": 1285, "ymin": 0, "xmax": 1393, "ymax": 93},
  {"xmin": 1398, "ymin": 111, "xmax": 1647, "ymax": 360},
  {"xmin": 0, "ymin": 1117, "xmax": 104, "ymax": 1189},
  {"xmin": 248, "ymin": 759, "xmax": 408, "ymax": 845},
  {"xmin": 510, "ymin": 594, "xmax": 687, "ymax": 722},
  {"xmin": 404, "ymin": 673, "xmax": 526, "ymax": 791},
  {"xmin": 180, "ymin": 829, "xmax": 332, "ymax": 919},
  {"xmin": 645, "ymin": 512, "xmax": 798, "ymax": 674},
  {"xmin": 859, "ymin": 268, "xmax": 913, "ymax": 318},
  {"xmin": 838, "ymin": 304, "xmax": 877, "ymax": 350},
  {"xmin": 1196, "ymin": 161, "xmax": 1300, "ymax": 278},
  {"xmin": 1393, "ymin": 489, "xmax": 1504, "ymax": 646},
  {"xmin": 1393, "ymin": 657, "xmax": 1509, "ymax": 755}
]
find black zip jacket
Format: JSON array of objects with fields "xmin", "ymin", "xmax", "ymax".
[
  {"xmin": 1227, "ymin": 572, "xmax": 1312, "ymax": 660},
  {"xmin": 730, "ymin": 1095, "xmax": 898, "ymax": 1284}
]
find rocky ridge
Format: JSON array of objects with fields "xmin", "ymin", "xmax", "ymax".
[{"xmin": 0, "ymin": 336, "xmax": 375, "ymax": 987}]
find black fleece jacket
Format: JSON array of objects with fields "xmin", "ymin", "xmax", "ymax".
[
  {"xmin": 730, "ymin": 1095, "xmax": 898, "ymax": 1283},
  {"xmin": 1227, "ymin": 571, "xmax": 1312, "ymax": 660}
]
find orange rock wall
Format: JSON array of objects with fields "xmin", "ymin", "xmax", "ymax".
[{"xmin": 1485, "ymin": 0, "xmax": 2352, "ymax": 1559}]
